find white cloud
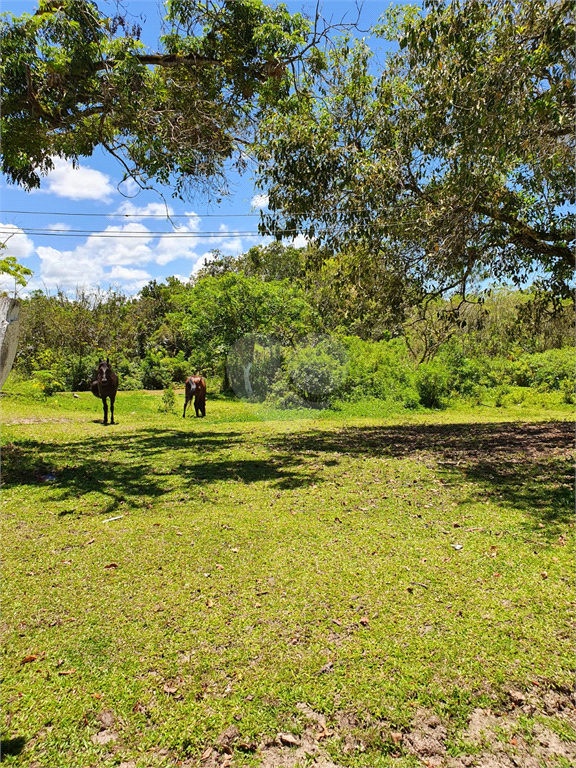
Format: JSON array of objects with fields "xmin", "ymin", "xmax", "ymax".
[
  {"xmin": 155, "ymin": 238, "xmax": 200, "ymax": 266},
  {"xmin": 109, "ymin": 266, "xmax": 151, "ymax": 281},
  {"xmin": 115, "ymin": 201, "xmax": 175, "ymax": 221},
  {"xmin": 108, "ymin": 266, "xmax": 151, "ymax": 293},
  {"xmin": 153, "ymin": 213, "xmax": 202, "ymax": 265},
  {"xmin": 118, "ymin": 177, "xmax": 141, "ymax": 197},
  {"xmin": 251, "ymin": 193, "xmax": 269, "ymax": 209},
  {"xmin": 35, "ymin": 223, "xmax": 156, "ymax": 289},
  {"xmin": 41, "ymin": 157, "xmax": 115, "ymax": 201},
  {"xmin": 289, "ymin": 233, "xmax": 309, "ymax": 249},
  {"xmin": 190, "ymin": 253, "xmax": 212, "ymax": 275},
  {"xmin": 0, "ymin": 224, "xmax": 34, "ymax": 260},
  {"xmin": 183, "ymin": 211, "xmax": 201, "ymax": 231},
  {"xmin": 46, "ymin": 222, "xmax": 72, "ymax": 231},
  {"xmin": 37, "ymin": 244, "xmax": 105, "ymax": 288},
  {"xmin": 83, "ymin": 223, "xmax": 155, "ymax": 266}
]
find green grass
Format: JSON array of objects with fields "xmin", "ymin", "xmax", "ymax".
[{"xmin": 1, "ymin": 384, "xmax": 574, "ymax": 767}]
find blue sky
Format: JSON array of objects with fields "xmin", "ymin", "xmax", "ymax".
[{"xmin": 0, "ymin": 1, "xmax": 398, "ymax": 296}]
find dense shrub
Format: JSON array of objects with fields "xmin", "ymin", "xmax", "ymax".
[
  {"xmin": 265, "ymin": 337, "xmax": 348, "ymax": 408},
  {"xmin": 286, "ymin": 337, "xmax": 348, "ymax": 403},
  {"xmin": 340, "ymin": 337, "xmax": 417, "ymax": 404},
  {"xmin": 141, "ymin": 350, "xmax": 190, "ymax": 389},
  {"xmin": 505, "ymin": 348, "xmax": 575, "ymax": 391},
  {"xmin": 415, "ymin": 361, "xmax": 450, "ymax": 408},
  {"xmin": 29, "ymin": 351, "xmax": 103, "ymax": 393}
]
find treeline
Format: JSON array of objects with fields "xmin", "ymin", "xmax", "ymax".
[{"xmin": 12, "ymin": 243, "xmax": 575, "ymax": 406}]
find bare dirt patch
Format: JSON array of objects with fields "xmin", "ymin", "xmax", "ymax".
[{"xmin": 186, "ymin": 686, "xmax": 576, "ymax": 768}]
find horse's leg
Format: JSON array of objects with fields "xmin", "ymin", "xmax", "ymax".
[
  {"xmin": 103, "ymin": 397, "xmax": 108, "ymax": 425},
  {"xmin": 183, "ymin": 396, "xmax": 189, "ymax": 418},
  {"xmin": 110, "ymin": 393, "xmax": 115, "ymax": 425}
]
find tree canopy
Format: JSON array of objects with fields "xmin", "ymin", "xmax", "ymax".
[
  {"xmin": 256, "ymin": 0, "xmax": 575, "ymax": 301},
  {"xmin": 1, "ymin": 0, "xmax": 335, "ymax": 198}
]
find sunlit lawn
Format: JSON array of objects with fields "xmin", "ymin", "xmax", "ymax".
[{"xmin": 1, "ymin": 386, "xmax": 574, "ymax": 767}]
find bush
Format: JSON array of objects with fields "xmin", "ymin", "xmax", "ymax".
[
  {"xmin": 340, "ymin": 336, "xmax": 415, "ymax": 402},
  {"xmin": 141, "ymin": 350, "xmax": 191, "ymax": 389},
  {"xmin": 507, "ymin": 348, "xmax": 575, "ymax": 391},
  {"xmin": 415, "ymin": 361, "xmax": 450, "ymax": 408},
  {"xmin": 562, "ymin": 379, "xmax": 575, "ymax": 404},
  {"xmin": 285, "ymin": 337, "xmax": 348, "ymax": 403},
  {"xmin": 114, "ymin": 357, "xmax": 143, "ymax": 391},
  {"xmin": 158, "ymin": 387, "xmax": 176, "ymax": 413}
]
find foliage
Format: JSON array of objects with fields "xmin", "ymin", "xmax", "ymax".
[
  {"xmin": 160, "ymin": 272, "xmax": 319, "ymax": 383},
  {"xmin": 415, "ymin": 360, "xmax": 450, "ymax": 409},
  {"xmin": 195, "ymin": 242, "xmax": 309, "ymax": 283},
  {"xmin": 158, "ymin": 386, "xmax": 176, "ymax": 413},
  {"xmin": 0, "ymin": 252, "xmax": 33, "ymax": 289},
  {"xmin": 256, "ymin": 0, "xmax": 575, "ymax": 303},
  {"xmin": 0, "ymin": 0, "xmax": 326, "ymax": 199},
  {"xmin": 339, "ymin": 336, "xmax": 416, "ymax": 404},
  {"xmin": 12, "ymin": 278, "xmax": 574, "ymax": 409},
  {"xmin": 226, "ymin": 334, "xmax": 283, "ymax": 401},
  {"xmin": 269, "ymin": 336, "xmax": 349, "ymax": 408}
]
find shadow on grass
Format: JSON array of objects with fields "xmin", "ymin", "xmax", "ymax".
[
  {"xmin": 1, "ymin": 736, "xmax": 26, "ymax": 760},
  {"xmin": 269, "ymin": 420, "xmax": 575, "ymax": 531},
  {"xmin": 1, "ymin": 421, "xmax": 573, "ymax": 529},
  {"xmin": 0, "ymin": 428, "xmax": 312, "ymax": 515}
]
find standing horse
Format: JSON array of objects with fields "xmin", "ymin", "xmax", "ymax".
[
  {"xmin": 183, "ymin": 376, "xmax": 206, "ymax": 418},
  {"xmin": 91, "ymin": 358, "xmax": 119, "ymax": 425}
]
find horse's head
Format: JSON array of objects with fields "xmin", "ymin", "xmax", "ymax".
[{"xmin": 98, "ymin": 358, "xmax": 112, "ymax": 384}]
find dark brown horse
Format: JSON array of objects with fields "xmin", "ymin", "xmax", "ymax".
[
  {"xmin": 91, "ymin": 358, "xmax": 119, "ymax": 425},
  {"xmin": 183, "ymin": 376, "xmax": 206, "ymax": 418}
]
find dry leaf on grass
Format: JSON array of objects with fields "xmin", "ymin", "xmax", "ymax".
[
  {"xmin": 21, "ymin": 654, "xmax": 38, "ymax": 664},
  {"xmin": 277, "ymin": 732, "xmax": 301, "ymax": 747}
]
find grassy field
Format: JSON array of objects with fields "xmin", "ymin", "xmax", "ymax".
[{"xmin": 1, "ymin": 384, "xmax": 574, "ymax": 768}]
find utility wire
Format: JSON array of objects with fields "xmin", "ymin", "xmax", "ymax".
[
  {"xmin": 17, "ymin": 228, "xmax": 271, "ymax": 236},
  {"xmin": 2, "ymin": 209, "xmax": 263, "ymax": 218}
]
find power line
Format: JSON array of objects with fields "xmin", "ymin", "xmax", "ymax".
[
  {"xmin": 17, "ymin": 228, "xmax": 271, "ymax": 237},
  {"xmin": 2, "ymin": 209, "xmax": 263, "ymax": 218}
]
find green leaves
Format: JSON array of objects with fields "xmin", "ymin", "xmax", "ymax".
[
  {"xmin": 1, "ymin": 0, "xmax": 316, "ymax": 197},
  {"xmin": 0, "ymin": 252, "xmax": 33, "ymax": 288},
  {"xmin": 255, "ymin": 0, "xmax": 575, "ymax": 305}
]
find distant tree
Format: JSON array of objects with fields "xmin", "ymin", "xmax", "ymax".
[
  {"xmin": 157, "ymin": 272, "xmax": 319, "ymax": 380},
  {"xmin": 256, "ymin": 0, "xmax": 575, "ymax": 303},
  {"xmin": 239, "ymin": 242, "xmax": 307, "ymax": 282}
]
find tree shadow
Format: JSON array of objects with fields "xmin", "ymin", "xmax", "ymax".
[
  {"xmin": 268, "ymin": 420, "xmax": 575, "ymax": 532},
  {"xmin": 2, "ymin": 421, "xmax": 573, "ymax": 531},
  {"xmin": 1, "ymin": 736, "xmax": 26, "ymax": 760},
  {"xmin": 0, "ymin": 428, "xmax": 313, "ymax": 516}
]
